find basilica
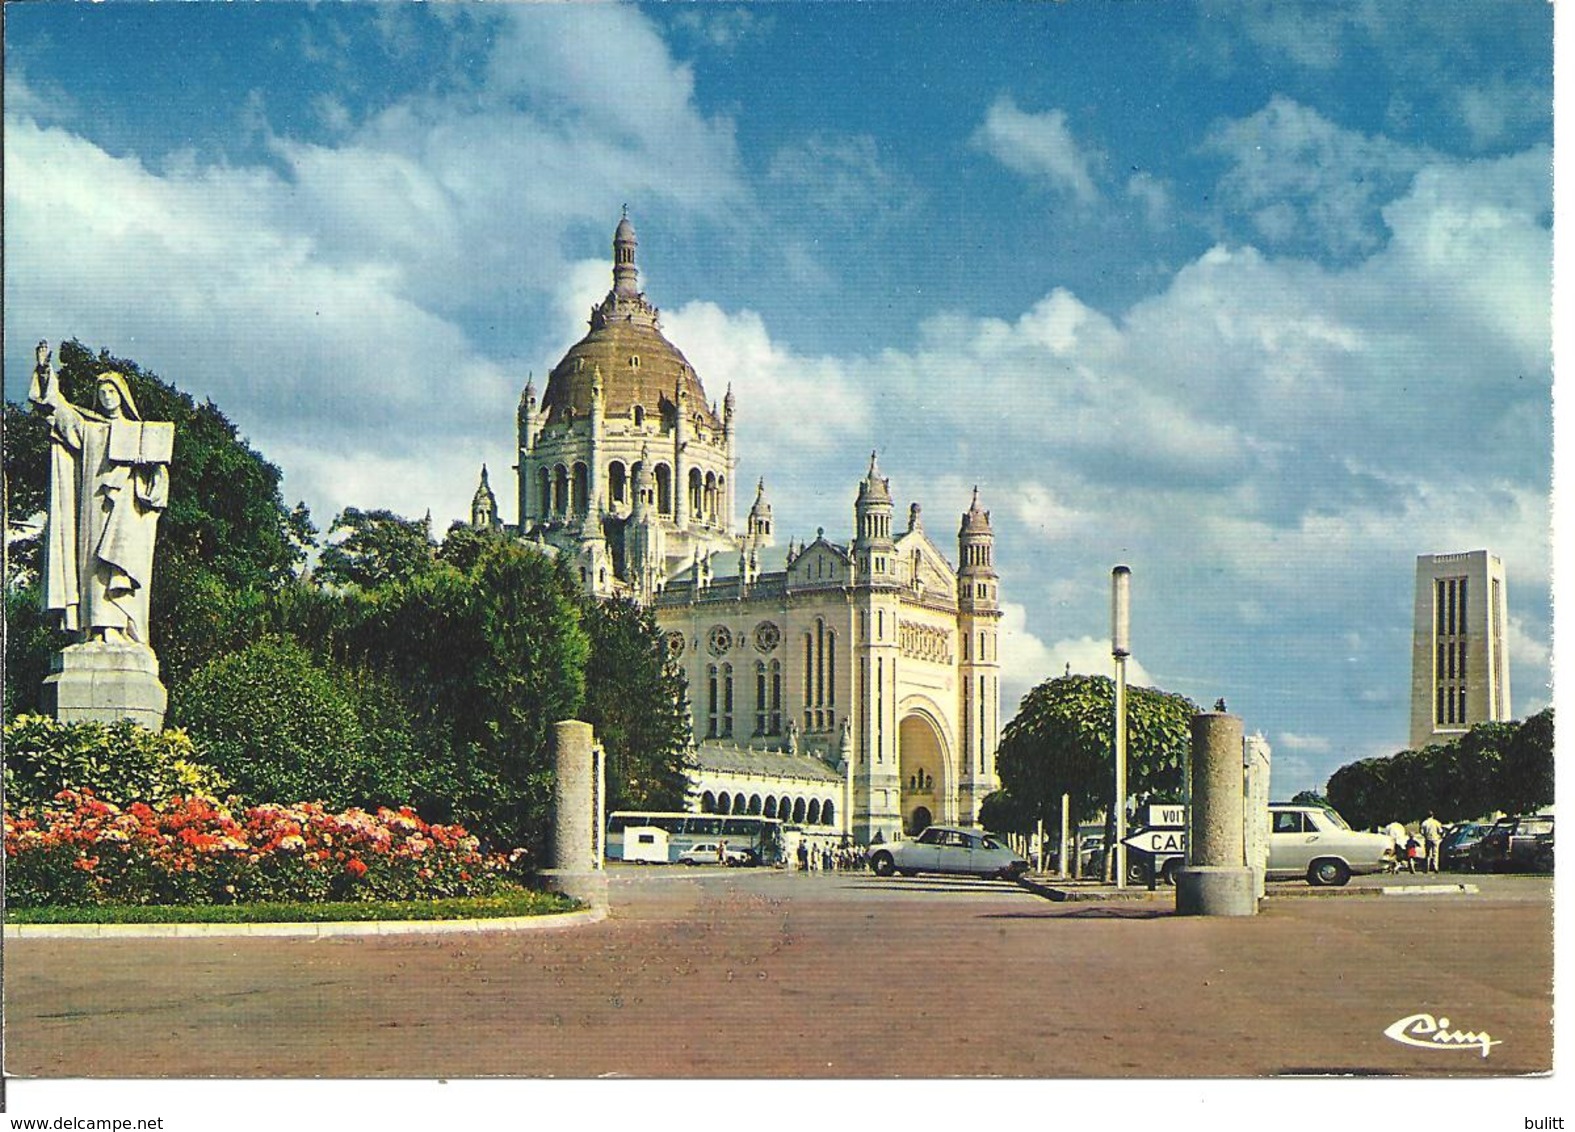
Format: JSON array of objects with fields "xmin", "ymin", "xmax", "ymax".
[{"xmin": 474, "ymin": 214, "xmax": 1002, "ymax": 844}]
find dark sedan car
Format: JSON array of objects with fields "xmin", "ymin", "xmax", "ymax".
[
  {"xmin": 1439, "ymin": 822, "xmax": 1490, "ymax": 871},
  {"xmin": 1472, "ymin": 814, "xmax": 1554, "ymax": 873}
]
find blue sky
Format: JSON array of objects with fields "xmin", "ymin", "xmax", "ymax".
[{"xmin": 3, "ymin": 2, "xmax": 1555, "ymax": 799}]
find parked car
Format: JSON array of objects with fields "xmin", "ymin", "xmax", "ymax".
[
  {"xmin": 1438, "ymin": 822, "xmax": 1491, "ymax": 871},
  {"xmin": 1267, "ymin": 803, "xmax": 1392, "ymax": 886},
  {"xmin": 868, "ymin": 825, "xmax": 1030, "ymax": 880},
  {"xmin": 1078, "ymin": 834, "xmax": 1106, "ymax": 878},
  {"xmin": 678, "ymin": 842, "xmax": 755, "ymax": 867},
  {"xmin": 1471, "ymin": 814, "xmax": 1554, "ymax": 873},
  {"xmin": 1125, "ymin": 849, "xmax": 1185, "ymax": 886}
]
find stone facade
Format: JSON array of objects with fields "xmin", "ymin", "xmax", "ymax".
[
  {"xmin": 654, "ymin": 465, "xmax": 1002, "ymax": 845},
  {"xmin": 1409, "ymin": 549, "xmax": 1512, "ymax": 749},
  {"xmin": 486, "ymin": 214, "xmax": 1002, "ymax": 844}
]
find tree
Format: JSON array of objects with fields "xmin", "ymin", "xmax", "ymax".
[
  {"xmin": 169, "ymin": 635, "xmax": 420, "ymax": 811},
  {"xmin": 317, "ymin": 508, "xmax": 436, "ymax": 590},
  {"xmin": 3, "ymin": 582, "xmax": 60, "ymax": 719},
  {"xmin": 323, "ymin": 535, "xmax": 590, "ymax": 856},
  {"xmin": 1499, "ymin": 708, "xmax": 1554, "ymax": 815},
  {"xmin": 1325, "ymin": 712, "xmax": 1552, "ymax": 827},
  {"xmin": 1289, "ymin": 790, "xmax": 1330, "ymax": 809},
  {"xmin": 995, "ymin": 674, "xmax": 1197, "ymax": 831},
  {"xmin": 579, "ymin": 597, "xmax": 693, "ymax": 814},
  {"xmin": 978, "ymin": 789, "xmax": 1036, "ymax": 837}
]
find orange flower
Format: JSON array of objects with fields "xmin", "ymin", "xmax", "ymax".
[{"xmin": 345, "ymin": 858, "xmax": 368, "ymax": 878}]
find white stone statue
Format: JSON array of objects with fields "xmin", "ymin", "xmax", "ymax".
[{"xmin": 28, "ymin": 341, "xmax": 171, "ymax": 648}]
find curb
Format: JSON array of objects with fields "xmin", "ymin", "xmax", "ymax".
[
  {"xmin": 3, "ymin": 903, "xmax": 607, "ymax": 940},
  {"xmin": 1379, "ymin": 883, "xmax": 1480, "ymax": 896}
]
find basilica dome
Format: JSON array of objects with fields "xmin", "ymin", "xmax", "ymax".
[{"xmin": 539, "ymin": 214, "xmax": 723, "ymax": 433}]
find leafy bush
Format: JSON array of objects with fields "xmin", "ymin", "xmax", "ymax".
[
  {"xmin": 3, "ymin": 790, "xmax": 531, "ymax": 908},
  {"xmin": 169, "ymin": 635, "xmax": 417, "ymax": 811},
  {"xmin": 2, "ymin": 714, "xmax": 227, "ymax": 809}
]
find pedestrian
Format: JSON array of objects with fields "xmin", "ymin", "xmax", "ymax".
[
  {"xmin": 797, "ymin": 839, "xmax": 809, "ymax": 873},
  {"xmin": 718, "ymin": 839, "xmax": 728, "ymax": 866},
  {"xmin": 1421, "ymin": 812, "xmax": 1446, "ymax": 873},
  {"xmin": 1385, "ymin": 820, "xmax": 1409, "ymax": 874},
  {"xmin": 1405, "ymin": 834, "xmax": 1421, "ymax": 873}
]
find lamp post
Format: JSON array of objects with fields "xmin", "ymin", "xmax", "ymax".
[{"xmin": 1111, "ymin": 565, "xmax": 1131, "ymax": 889}]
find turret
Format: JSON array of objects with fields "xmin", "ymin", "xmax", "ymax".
[
  {"xmin": 956, "ymin": 486, "xmax": 1002, "ymax": 826},
  {"xmin": 613, "ymin": 207, "xmax": 639, "ymax": 298},
  {"xmin": 723, "ymin": 383, "xmax": 738, "ymax": 529},
  {"xmin": 517, "ymin": 375, "xmax": 537, "ymax": 528},
  {"xmin": 471, "ymin": 465, "xmax": 499, "ymax": 531},
  {"xmin": 853, "ymin": 451, "xmax": 896, "ymax": 583},
  {"xmin": 623, "ymin": 445, "xmax": 665, "ymax": 601},
  {"xmin": 957, "ymin": 486, "xmax": 998, "ymax": 611},
  {"xmin": 745, "ymin": 478, "xmax": 775, "ymax": 548},
  {"xmin": 673, "ymin": 376, "xmax": 690, "ymax": 531},
  {"xmin": 588, "ymin": 365, "xmax": 605, "ymax": 522}
]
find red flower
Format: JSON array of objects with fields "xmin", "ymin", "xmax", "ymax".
[{"xmin": 345, "ymin": 857, "xmax": 368, "ymax": 879}]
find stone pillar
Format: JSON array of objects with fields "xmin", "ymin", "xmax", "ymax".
[
  {"xmin": 44, "ymin": 642, "xmax": 167, "ymax": 731},
  {"xmin": 546, "ymin": 720, "xmax": 608, "ymax": 908},
  {"xmin": 1242, "ymin": 733, "xmax": 1272, "ymax": 900},
  {"xmin": 1176, "ymin": 712, "xmax": 1257, "ymax": 916}
]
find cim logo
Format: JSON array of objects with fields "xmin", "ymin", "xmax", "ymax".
[{"xmin": 1383, "ymin": 1012, "xmax": 1501, "ymax": 1058}]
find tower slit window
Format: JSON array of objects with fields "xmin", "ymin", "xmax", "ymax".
[
  {"xmin": 707, "ymin": 665, "xmax": 719, "ymax": 739},
  {"xmin": 770, "ymin": 660, "xmax": 782, "ymax": 735},
  {"xmin": 722, "ymin": 664, "xmax": 734, "ymax": 738},
  {"xmin": 755, "ymin": 662, "xmax": 767, "ymax": 737}
]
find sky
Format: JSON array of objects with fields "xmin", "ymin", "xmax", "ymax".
[{"xmin": 3, "ymin": 1, "xmax": 1556, "ymax": 800}]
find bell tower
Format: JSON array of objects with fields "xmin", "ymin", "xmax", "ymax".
[{"xmin": 956, "ymin": 487, "xmax": 1001, "ymax": 825}]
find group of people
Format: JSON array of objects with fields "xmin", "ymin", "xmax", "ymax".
[
  {"xmin": 1384, "ymin": 812, "xmax": 1447, "ymax": 873},
  {"xmin": 783, "ymin": 839, "xmax": 866, "ymax": 873}
]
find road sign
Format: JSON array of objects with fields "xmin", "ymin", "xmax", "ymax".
[
  {"xmin": 1122, "ymin": 827, "xmax": 1187, "ymax": 855},
  {"xmin": 1144, "ymin": 804, "xmax": 1187, "ymax": 829}
]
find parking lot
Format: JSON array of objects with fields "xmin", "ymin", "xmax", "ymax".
[{"xmin": 2, "ymin": 865, "xmax": 1553, "ymax": 1078}]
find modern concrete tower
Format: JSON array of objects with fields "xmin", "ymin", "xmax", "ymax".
[{"xmin": 1409, "ymin": 550, "xmax": 1511, "ymax": 748}]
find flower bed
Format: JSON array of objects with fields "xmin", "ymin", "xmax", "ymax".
[{"xmin": 3, "ymin": 790, "xmax": 532, "ymax": 908}]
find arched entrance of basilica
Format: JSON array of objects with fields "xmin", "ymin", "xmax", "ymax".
[{"xmin": 898, "ymin": 712, "xmax": 949, "ymax": 836}]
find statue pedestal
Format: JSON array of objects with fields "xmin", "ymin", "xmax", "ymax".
[{"xmin": 43, "ymin": 642, "xmax": 167, "ymax": 731}]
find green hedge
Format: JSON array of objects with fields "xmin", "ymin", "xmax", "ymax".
[{"xmin": 2, "ymin": 714, "xmax": 226, "ymax": 808}]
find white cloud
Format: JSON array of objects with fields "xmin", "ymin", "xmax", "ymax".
[
  {"xmin": 663, "ymin": 301, "xmax": 871, "ymax": 469},
  {"xmin": 997, "ymin": 601, "xmax": 1054, "ymax": 687},
  {"xmin": 1125, "ymin": 172, "xmax": 1171, "ymax": 229},
  {"xmin": 1035, "ymin": 634, "xmax": 1155, "ymax": 689},
  {"xmin": 972, "ymin": 95, "xmax": 1099, "ymax": 204},
  {"xmin": 1276, "ymin": 731, "xmax": 1333, "ymax": 754},
  {"xmin": 766, "ymin": 133, "xmax": 921, "ymax": 230},
  {"xmin": 1506, "ymin": 614, "xmax": 1550, "ymax": 670},
  {"xmin": 3, "ymin": 6, "xmax": 748, "ymax": 530},
  {"xmin": 1006, "ymin": 482, "xmax": 1084, "ymax": 538},
  {"xmin": 1204, "ymin": 96, "xmax": 1428, "ymax": 256}
]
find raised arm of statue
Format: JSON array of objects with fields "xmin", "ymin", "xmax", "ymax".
[{"xmin": 28, "ymin": 340, "xmax": 88, "ymax": 449}]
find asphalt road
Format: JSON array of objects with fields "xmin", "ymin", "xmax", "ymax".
[{"xmin": 2, "ymin": 867, "xmax": 1552, "ymax": 1078}]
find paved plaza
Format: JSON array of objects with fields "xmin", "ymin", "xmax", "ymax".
[{"xmin": 2, "ymin": 868, "xmax": 1552, "ymax": 1078}]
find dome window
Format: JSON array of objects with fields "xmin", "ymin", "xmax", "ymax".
[
  {"xmin": 629, "ymin": 354, "xmax": 640, "ymax": 368},
  {"xmin": 633, "ymin": 404, "xmax": 646, "ymax": 427}
]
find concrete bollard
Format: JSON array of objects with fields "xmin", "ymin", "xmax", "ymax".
[
  {"xmin": 546, "ymin": 720, "xmax": 608, "ymax": 909},
  {"xmin": 1176, "ymin": 712, "xmax": 1257, "ymax": 916}
]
